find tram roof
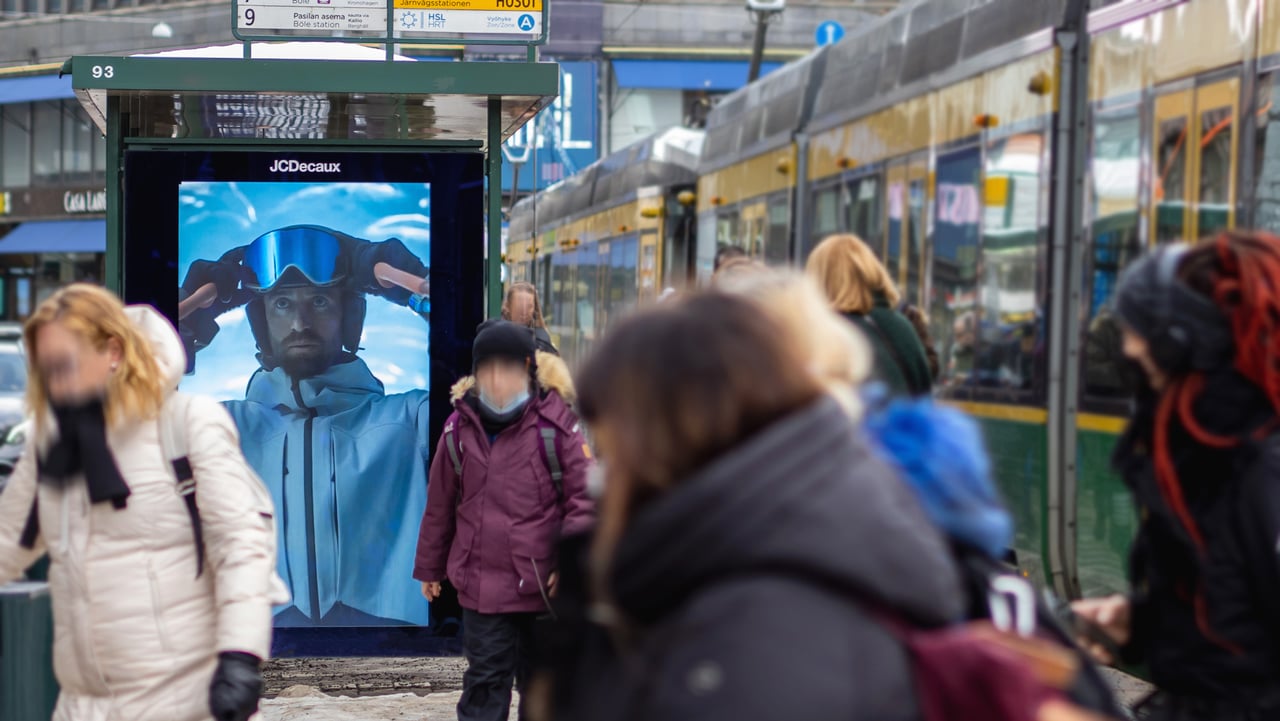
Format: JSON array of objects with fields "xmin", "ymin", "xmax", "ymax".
[
  {"xmin": 64, "ymin": 42, "xmax": 559, "ymax": 147},
  {"xmin": 510, "ymin": 126, "xmax": 704, "ymax": 239}
]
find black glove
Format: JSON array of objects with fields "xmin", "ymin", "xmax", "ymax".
[
  {"xmin": 179, "ymin": 247, "xmax": 256, "ymax": 356},
  {"xmin": 209, "ymin": 651, "xmax": 263, "ymax": 721},
  {"xmin": 344, "ymin": 236, "xmax": 429, "ymax": 306}
]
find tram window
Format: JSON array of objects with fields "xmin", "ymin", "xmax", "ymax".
[
  {"xmin": 814, "ymin": 186, "xmax": 840, "ymax": 238},
  {"xmin": 931, "ymin": 146, "xmax": 983, "ymax": 392},
  {"xmin": 1154, "ymin": 116, "xmax": 1189, "ymax": 242},
  {"xmin": 886, "ymin": 179, "xmax": 905, "ymax": 282},
  {"xmin": 1198, "ymin": 106, "xmax": 1233, "ymax": 236},
  {"xmin": 1256, "ymin": 73, "xmax": 1280, "ymax": 234},
  {"xmin": 846, "ymin": 175, "xmax": 882, "ymax": 245},
  {"xmin": 980, "ymin": 132, "xmax": 1045, "ymax": 392},
  {"xmin": 765, "ymin": 195, "xmax": 790, "ymax": 264},
  {"xmin": 904, "ymin": 178, "xmax": 926, "ymax": 307},
  {"xmin": 715, "ymin": 212, "xmax": 740, "ymax": 249},
  {"xmin": 1083, "ymin": 108, "xmax": 1143, "ymax": 399}
]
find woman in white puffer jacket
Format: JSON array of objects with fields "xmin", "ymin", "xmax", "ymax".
[{"xmin": 0, "ymin": 284, "xmax": 287, "ymax": 721}]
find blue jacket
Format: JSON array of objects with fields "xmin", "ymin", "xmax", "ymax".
[{"xmin": 225, "ymin": 356, "xmax": 430, "ymax": 626}]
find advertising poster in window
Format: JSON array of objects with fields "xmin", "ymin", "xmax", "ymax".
[
  {"xmin": 177, "ymin": 180, "xmax": 432, "ymax": 628},
  {"xmin": 932, "ymin": 146, "xmax": 983, "ymax": 388}
]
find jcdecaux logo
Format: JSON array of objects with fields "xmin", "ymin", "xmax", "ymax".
[{"xmin": 269, "ymin": 159, "xmax": 342, "ymax": 173}]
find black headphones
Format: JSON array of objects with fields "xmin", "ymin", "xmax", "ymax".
[{"xmin": 1145, "ymin": 244, "xmax": 1232, "ymax": 374}]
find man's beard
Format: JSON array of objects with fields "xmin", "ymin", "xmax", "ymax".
[{"xmin": 277, "ymin": 331, "xmax": 337, "ymax": 379}]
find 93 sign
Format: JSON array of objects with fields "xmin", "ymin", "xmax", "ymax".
[{"xmin": 90, "ymin": 64, "xmax": 116, "ymax": 79}]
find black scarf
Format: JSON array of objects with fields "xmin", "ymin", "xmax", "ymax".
[{"xmin": 38, "ymin": 397, "xmax": 131, "ymax": 509}]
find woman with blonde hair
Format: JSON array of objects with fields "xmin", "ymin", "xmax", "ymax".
[
  {"xmin": 806, "ymin": 234, "xmax": 933, "ymax": 397},
  {"xmin": 0, "ymin": 284, "xmax": 285, "ymax": 721}
]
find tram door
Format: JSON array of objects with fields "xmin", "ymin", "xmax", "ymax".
[
  {"xmin": 1151, "ymin": 77, "xmax": 1240, "ymax": 243},
  {"xmin": 739, "ymin": 201, "xmax": 768, "ymax": 258}
]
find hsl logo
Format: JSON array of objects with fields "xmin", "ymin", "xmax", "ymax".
[{"xmin": 269, "ymin": 159, "xmax": 342, "ymax": 173}]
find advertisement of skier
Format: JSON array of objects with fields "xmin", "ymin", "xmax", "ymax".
[{"xmin": 176, "ymin": 180, "xmax": 433, "ymax": 627}]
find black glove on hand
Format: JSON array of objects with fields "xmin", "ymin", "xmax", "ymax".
[
  {"xmin": 346, "ymin": 236, "xmax": 429, "ymax": 305},
  {"xmin": 179, "ymin": 247, "xmax": 256, "ymax": 352},
  {"xmin": 209, "ymin": 652, "xmax": 263, "ymax": 721}
]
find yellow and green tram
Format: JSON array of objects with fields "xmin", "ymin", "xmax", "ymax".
[{"xmin": 507, "ymin": 0, "xmax": 1280, "ymax": 602}]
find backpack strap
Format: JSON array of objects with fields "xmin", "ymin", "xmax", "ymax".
[
  {"xmin": 444, "ymin": 420, "xmax": 463, "ymax": 477},
  {"xmin": 537, "ymin": 422, "xmax": 564, "ymax": 503},
  {"xmin": 158, "ymin": 393, "xmax": 205, "ymax": 579}
]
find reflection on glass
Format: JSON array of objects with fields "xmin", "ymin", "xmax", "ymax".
[
  {"xmin": 905, "ymin": 178, "xmax": 926, "ymax": 307},
  {"xmin": 1084, "ymin": 109, "xmax": 1143, "ymax": 398},
  {"xmin": 766, "ymin": 197, "xmax": 790, "ymax": 265},
  {"xmin": 980, "ymin": 133, "xmax": 1044, "ymax": 392},
  {"xmin": 846, "ymin": 175, "xmax": 882, "ymax": 243},
  {"xmin": 1, "ymin": 104, "xmax": 32, "ymax": 188},
  {"xmin": 931, "ymin": 146, "xmax": 983, "ymax": 391},
  {"xmin": 1198, "ymin": 106, "xmax": 1233, "ymax": 236},
  {"xmin": 716, "ymin": 213, "xmax": 739, "ymax": 249},
  {"xmin": 1155, "ymin": 115, "xmax": 1189, "ymax": 242},
  {"xmin": 886, "ymin": 180, "xmax": 905, "ymax": 283},
  {"xmin": 1256, "ymin": 74, "xmax": 1280, "ymax": 234},
  {"xmin": 814, "ymin": 187, "xmax": 840, "ymax": 238}
]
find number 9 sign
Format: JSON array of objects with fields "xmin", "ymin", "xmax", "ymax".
[{"xmin": 242, "ymin": 7, "xmax": 256, "ymax": 26}]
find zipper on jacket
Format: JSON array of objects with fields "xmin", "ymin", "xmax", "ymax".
[{"xmin": 292, "ymin": 380, "xmax": 321, "ymax": 624}]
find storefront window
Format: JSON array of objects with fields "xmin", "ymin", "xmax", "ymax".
[
  {"xmin": 1, "ymin": 104, "xmax": 32, "ymax": 188},
  {"xmin": 33, "ymin": 101, "xmax": 62, "ymax": 185},
  {"xmin": 63, "ymin": 102, "xmax": 94, "ymax": 179}
]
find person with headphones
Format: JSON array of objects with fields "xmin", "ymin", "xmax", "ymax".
[
  {"xmin": 1072, "ymin": 231, "xmax": 1280, "ymax": 721},
  {"xmin": 178, "ymin": 226, "xmax": 431, "ymax": 627}
]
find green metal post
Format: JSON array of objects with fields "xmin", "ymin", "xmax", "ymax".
[
  {"xmin": 487, "ymin": 97, "xmax": 503, "ymax": 318},
  {"xmin": 104, "ymin": 95, "xmax": 124, "ymax": 294}
]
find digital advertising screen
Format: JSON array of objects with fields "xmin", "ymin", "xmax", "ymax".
[{"xmin": 122, "ymin": 150, "xmax": 485, "ymax": 639}]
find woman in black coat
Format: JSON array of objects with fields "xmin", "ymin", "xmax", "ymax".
[
  {"xmin": 533, "ymin": 293, "xmax": 963, "ymax": 721},
  {"xmin": 806, "ymin": 234, "xmax": 933, "ymax": 397},
  {"xmin": 1074, "ymin": 231, "xmax": 1280, "ymax": 721}
]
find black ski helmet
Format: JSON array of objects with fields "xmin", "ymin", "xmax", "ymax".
[
  {"xmin": 1113, "ymin": 243, "xmax": 1232, "ymax": 374},
  {"xmin": 241, "ymin": 225, "xmax": 367, "ymax": 371}
]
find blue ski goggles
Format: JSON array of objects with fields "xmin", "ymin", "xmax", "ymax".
[{"xmin": 243, "ymin": 226, "xmax": 346, "ymax": 291}]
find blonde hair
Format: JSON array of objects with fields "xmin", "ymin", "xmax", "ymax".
[
  {"xmin": 718, "ymin": 269, "xmax": 873, "ymax": 419},
  {"xmin": 805, "ymin": 233, "xmax": 900, "ymax": 314},
  {"xmin": 24, "ymin": 284, "xmax": 167, "ymax": 432}
]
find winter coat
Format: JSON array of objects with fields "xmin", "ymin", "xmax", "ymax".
[
  {"xmin": 1115, "ymin": 370, "xmax": 1280, "ymax": 703},
  {"xmin": 226, "ymin": 356, "xmax": 430, "ymax": 625},
  {"xmin": 0, "ymin": 305, "xmax": 283, "ymax": 721},
  {"xmin": 549, "ymin": 397, "xmax": 964, "ymax": 721},
  {"xmin": 843, "ymin": 297, "xmax": 933, "ymax": 397},
  {"xmin": 414, "ymin": 351, "xmax": 593, "ymax": 615}
]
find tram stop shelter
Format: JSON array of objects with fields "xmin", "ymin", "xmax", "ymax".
[{"xmin": 35, "ymin": 39, "xmax": 558, "ymax": 659}]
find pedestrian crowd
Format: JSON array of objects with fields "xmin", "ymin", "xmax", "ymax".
[{"xmin": 2, "ymin": 230, "xmax": 1280, "ymax": 721}]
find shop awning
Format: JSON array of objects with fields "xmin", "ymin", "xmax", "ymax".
[
  {"xmin": 0, "ymin": 73, "xmax": 74, "ymax": 104},
  {"xmin": 611, "ymin": 59, "xmax": 783, "ymax": 91},
  {"xmin": 0, "ymin": 220, "xmax": 106, "ymax": 254}
]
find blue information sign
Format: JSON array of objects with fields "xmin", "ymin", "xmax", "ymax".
[
  {"xmin": 815, "ymin": 20, "xmax": 845, "ymax": 47},
  {"xmin": 501, "ymin": 60, "xmax": 599, "ymax": 194}
]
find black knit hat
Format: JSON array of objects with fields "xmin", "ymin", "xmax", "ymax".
[{"xmin": 473, "ymin": 319, "xmax": 536, "ymax": 370}]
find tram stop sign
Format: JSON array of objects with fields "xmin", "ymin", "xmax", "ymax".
[{"xmin": 815, "ymin": 20, "xmax": 845, "ymax": 47}]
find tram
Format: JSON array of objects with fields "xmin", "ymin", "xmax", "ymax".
[{"xmin": 506, "ymin": 0, "xmax": 1280, "ymax": 602}]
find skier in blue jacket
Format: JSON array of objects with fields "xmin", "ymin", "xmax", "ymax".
[{"xmin": 179, "ymin": 225, "xmax": 431, "ymax": 626}]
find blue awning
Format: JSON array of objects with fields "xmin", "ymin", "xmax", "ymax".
[
  {"xmin": 611, "ymin": 59, "xmax": 783, "ymax": 91},
  {"xmin": 0, "ymin": 220, "xmax": 106, "ymax": 254},
  {"xmin": 0, "ymin": 74, "xmax": 74, "ymax": 104}
]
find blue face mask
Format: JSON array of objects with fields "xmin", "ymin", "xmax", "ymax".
[{"xmin": 479, "ymin": 388, "xmax": 530, "ymax": 417}]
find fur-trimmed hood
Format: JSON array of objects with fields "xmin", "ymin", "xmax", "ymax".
[{"xmin": 450, "ymin": 350, "xmax": 575, "ymax": 405}]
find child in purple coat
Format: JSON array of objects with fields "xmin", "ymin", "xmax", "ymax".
[{"xmin": 415, "ymin": 320, "xmax": 593, "ymax": 721}]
